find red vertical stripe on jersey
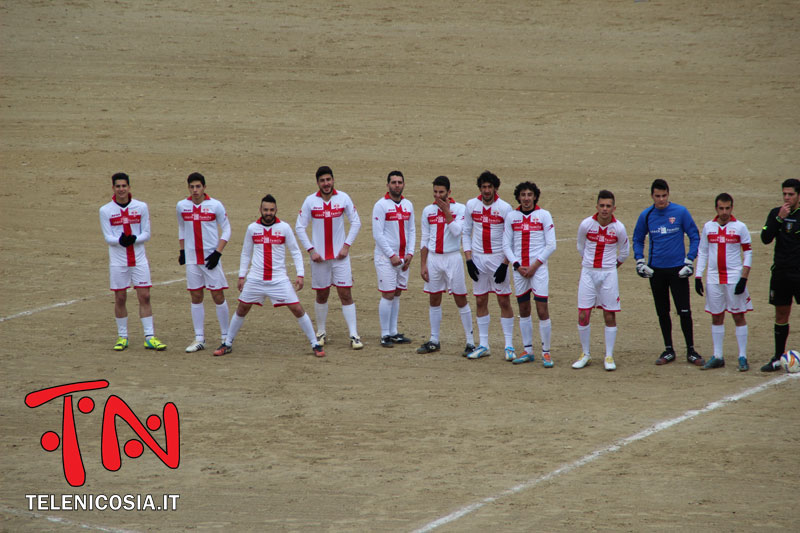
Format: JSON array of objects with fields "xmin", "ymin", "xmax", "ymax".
[
  {"xmin": 482, "ymin": 207, "xmax": 493, "ymax": 254},
  {"xmin": 520, "ymin": 215, "xmax": 531, "ymax": 267},
  {"xmin": 593, "ymin": 227, "xmax": 607, "ymax": 268},
  {"xmin": 396, "ymin": 205, "xmax": 406, "ymax": 258},
  {"xmin": 120, "ymin": 208, "xmax": 136, "ymax": 267},
  {"xmin": 435, "ymin": 210, "xmax": 445, "ymax": 254},
  {"xmin": 192, "ymin": 205, "xmax": 205, "ymax": 264},
  {"xmin": 323, "ymin": 202, "xmax": 334, "ymax": 260},
  {"xmin": 262, "ymin": 229, "xmax": 273, "ymax": 281},
  {"xmin": 715, "ymin": 226, "xmax": 728, "ymax": 284}
]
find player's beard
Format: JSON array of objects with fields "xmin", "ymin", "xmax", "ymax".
[{"xmin": 260, "ymin": 215, "xmax": 275, "ymax": 226}]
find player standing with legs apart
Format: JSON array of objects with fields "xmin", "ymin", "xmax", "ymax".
[
  {"xmin": 295, "ymin": 166, "xmax": 363, "ymax": 350},
  {"xmin": 573, "ymin": 190, "xmax": 629, "ymax": 371},
  {"xmin": 213, "ymin": 195, "xmax": 323, "ymax": 357},
  {"xmin": 372, "ymin": 170, "xmax": 415, "ymax": 347},
  {"xmin": 99, "ymin": 172, "xmax": 166, "ymax": 351},
  {"xmin": 416, "ymin": 176, "xmax": 475, "ymax": 355},
  {"xmin": 759, "ymin": 178, "xmax": 800, "ymax": 371},
  {"xmin": 463, "ymin": 171, "xmax": 515, "ymax": 360},
  {"xmin": 694, "ymin": 193, "xmax": 753, "ymax": 371},
  {"xmin": 177, "ymin": 172, "xmax": 231, "ymax": 353},
  {"xmin": 502, "ymin": 181, "xmax": 556, "ymax": 367},
  {"xmin": 633, "ymin": 179, "xmax": 705, "ymax": 366}
]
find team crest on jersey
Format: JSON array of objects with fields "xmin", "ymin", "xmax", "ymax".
[
  {"xmin": 786, "ymin": 219, "xmax": 795, "ymax": 232},
  {"xmin": 669, "ymin": 217, "xmax": 676, "ymax": 224}
]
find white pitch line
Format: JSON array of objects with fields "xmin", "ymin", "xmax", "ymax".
[
  {"xmin": 0, "ymin": 504, "xmax": 141, "ymax": 533},
  {"xmin": 0, "ymin": 230, "xmax": 762, "ymax": 323},
  {"xmin": 412, "ymin": 373, "xmax": 798, "ymax": 533}
]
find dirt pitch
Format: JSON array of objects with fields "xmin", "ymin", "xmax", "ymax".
[{"xmin": 2, "ymin": 1, "xmax": 799, "ymax": 531}]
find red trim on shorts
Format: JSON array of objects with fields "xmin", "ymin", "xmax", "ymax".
[
  {"xmin": 473, "ymin": 290, "xmax": 513, "ymax": 296},
  {"xmin": 578, "ymin": 306, "xmax": 619, "ymax": 312},
  {"xmin": 110, "ymin": 287, "xmax": 130, "ymax": 292},
  {"xmin": 704, "ymin": 308, "xmax": 752, "ymax": 315},
  {"xmin": 188, "ymin": 286, "xmax": 229, "ymax": 292},
  {"xmin": 424, "ymin": 289, "xmax": 446, "ymax": 294},
  {"xmin": 237, "ymin": 299, "xmax": 263, "ymax": 306},
  {"xmin": 209, "ymin": 287, "xmax": 228, "ymax": 292},
  {"xmin": 379, "ymin": 288, "xmax": 407, "ymax": 293},
  {"xmin": 273, "ymin": 301, "xmax": 299, "ymax": 308},
  {"xmin": 133, "ymin": 284, "xmax": 152, "ymax": 289}
]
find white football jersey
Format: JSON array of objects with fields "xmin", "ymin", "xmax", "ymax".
[
  {"xmin": 463, "ymin": 194, "xmax": 513, "ymax": 256},
  {"xmin": 295, "ymin": 189, "xmax": 361, "ymax": 260},
  {"xmin": 239, "ymin": 219, "xmax": 304, "ymax": 282},
  {"xmin": 372, "ymin": 194, "xmax": 416, "ymax": 259},
  {"xmin": 577, "ymin": 214, "xmax": 629, "ymax": 269},
  {"xmin": 420, "ymin": 199, "xmax": 465, "ymax": 254},
  {"xmin": 176, "ymin": 195, "xmax": 231, "ymax": 265},
  {"xmin": 696, "ymin": 217, "xmax": 752, "ymax": 284},
  {"xmin": 503, "ymin": 206, "xmax": 556, "ymax": 267},
  {"xmin": 99, "ymin": 197, "xmax": 151, "ymax": 267}
]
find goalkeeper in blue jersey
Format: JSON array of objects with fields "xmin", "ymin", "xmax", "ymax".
[{"xmin": 633, "ymin": 179, "xmax": 705, "ymax": 366}]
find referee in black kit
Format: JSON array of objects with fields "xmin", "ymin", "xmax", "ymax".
[{"xmin": 760, "ymin": 178, "xmax": 800, "ymax": 372}]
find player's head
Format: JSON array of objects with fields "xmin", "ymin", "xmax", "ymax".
[
  {"xmin": 477, "ymin": 171, "xmax": 500, "ymax": 203},
  {"xmin": 187, "ymin": 172, "xmax": 207, "ymax": 203},
  {"xmin": 714, "ymin": 193, "xmax": 734, "ymax": 224},
  {"xmin": 782, "ymin": 178, "xmax": 800, "ymax": 209},
  {"xmin": 650, "ymin": 179, "xmax": 669, "ymax": 209},
  {"xmin": 387, "ymin": 170, "xmax": 405, "ymax": 200},
  {"xmin": 187, "ymin": 172, "xmax": 206, "ymax": 186},
  {"xmin": 596, "ymin": 190, "xmax": 616, "ymax": 222},
  {"xmin": 316, "ymin": 166, "xmax": 335, "ymax": 195},
  {"xmin": 432, "ymin": 175, "xmax": 450, "ymax": 202},
  {"xmin": 260, "ymin": 194, "xmax": 277, "ymax": 225},
  {"xmin": 111, "ymin": 172, "xmax": 130, "ymax": 201},
  {"xmin": 514, "ymin": 181, "xmax": 540, "ymax": 207}
]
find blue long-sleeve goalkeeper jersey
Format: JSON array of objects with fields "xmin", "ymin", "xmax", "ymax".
[{"xmin": 632, "ymin": 202, "xmax": 699, "ymax": 268}]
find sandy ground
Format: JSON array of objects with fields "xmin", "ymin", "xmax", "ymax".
[{"xmin": 1, "ymin": 1, "xmax": 799, "ymax": 531}]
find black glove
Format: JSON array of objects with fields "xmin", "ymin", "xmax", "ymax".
[
  {"xmin": 695, "ymin": 278, "xmax": 704, "ymax": 296},
  {"xmin": 118, "ymin": 234, "xmax": 137, "ymax": 247},
  {"xmin": 734, "ymin": 277, "xmax": 748, "ymax": 295},
  {"xmin": 179, "ymin": 249, "xmax": 186, "ymax": 265},
  {"xmin": 494, "ymin": 263, "xmax": 508, "ymax": 284},
  {"xmin": 205, "ymin": 250, "xmax": 222, "ymax": 270},
  {"xmin": 466, "ymin": 259, "xmax": 479, "ymax": 282}
]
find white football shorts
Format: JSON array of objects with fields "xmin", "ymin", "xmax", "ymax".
[
  {"xmin": 577, "ymin": 267, "xmax": 620, "ymax": 312},
  {"xmin": 374, "ymin": 253, "xmax": 409, "ymax": 293},
  {"xmin": 186, "ymin": 263, "xmax": 228, "ymax": 292},
  {"xmin": 512, "ymin": 264, "xmax": 549, "ymax": 298},
  {"xmin": 109, "ymin": 264, "xmax": 152, "ymax": 291},
  {"xmin": 423, "ymin": 251, "xmax": 468, "ymax": 296},
  {"xmin": 471, "ymin": 252, "xmax": 511, "ymax": 296},
  {"xmin": 238, "ymin": 278, "xmax": 299, "ymax": 307},
  {"xmin": 704, "ymin": 282, "xmax": 753, "ymax": 315},
  {"xmin": 311, "ymin": 255, "xmax": 353, "ymax": 290}
]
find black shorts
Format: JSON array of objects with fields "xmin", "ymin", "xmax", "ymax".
[{"xmin": 769, "ymin": 269, "xmax": 800, "ymax": 306}]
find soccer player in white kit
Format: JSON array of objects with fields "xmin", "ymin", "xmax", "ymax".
[
  {"xmin": 295, "ymin": 166, "xmax": 363, "ymax": 350},
  {"xmin": 694, "ymin": 193, "xmax": 753, "ymax": 371},
  {"xmin": 416, "ymin": 176, "xmax": 475, "ymax": 355},
  {"xmin": 463, "ymin": 171, "xmax": 515, "ymax": 360},
  {"xmin": 372, "ymin": 170, "xmax": 416, "ymax": 347},
  {"xmin": 176, "ymin": 172, "xmax": 231, "ymax": 353},
  {"xmin": 502, "ymin": 182, "xmax": 556, "ymax": 367},
  {"xmin": 573, "ymin": 190, "xmax": 630, "ymax": 371},
  {"xmin": 213, "ymin": 194, "xmax": 323, "ymax": 357},
  {"xmin": 99, "ymin": 172, "xmax": 166, "ymax": 351}
]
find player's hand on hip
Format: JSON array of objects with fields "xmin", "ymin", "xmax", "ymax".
[
  {"xmin": 635, "ymin": 258, "xmax": 653, "ymax": 278},
  {"xmin": 678, "ymin": 258, "xmax": 694, "ymax": 278},
  {"xmin": 695, "ymin": 278, "xmax": 704, "ymax": 296}
]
